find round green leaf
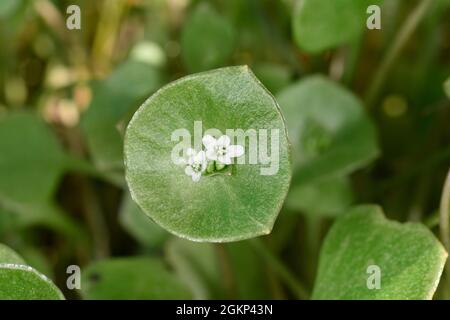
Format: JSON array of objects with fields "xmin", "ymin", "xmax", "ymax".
[
  {"xmin": 81, "ymin": 257, "xmax": 192, "ymax": 299},
  {"xmin": 0, "ymin": 113, "xmax": 66, "ymax": 203},
  {"xmin": 312, "ymin": 205, "xmax": 447, "ymax": 300},
  {"xmin": 181, "ymin": 3, "xmax": 235, "ymax": 72},
  {"xmin": 276, "ymin": 75, "xmax": 378, "ymax": 186},
  {"xmin": 0, "ymin": 244, "xmax": 64, "ymax": 300},
  {"xmin": 125, "ymin": 66, "xmax": 291, "ymax": 242},
  {"xmin": 292, "ymin": 0, "xmax": 383, "ymax": 53}
]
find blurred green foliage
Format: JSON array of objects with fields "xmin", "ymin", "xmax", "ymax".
[{"xmin": 0, "ymin": 0, "xmax": 449, "ymax": 300}]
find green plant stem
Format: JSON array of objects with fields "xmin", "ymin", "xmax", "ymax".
[
  {"xmin": 365, "ymin": 0, "xmax": 433, "ymax": 108},
  {"xmin": 250, "ymin": 238, "xmax": 309, "ymax": 300},
  {"xmin": 342, "ymin": 35, "xmax": 363, "ymax": 85},
  {"xmin": 80, "ymin": 179, "xmax": 110, "ymax": 259},
  {"xmin": 440, "ymin": 169, "xmax": 450, "ymax": 252},
  {"xmin": 305, "ymin": 215, "xmax": 321, "ymax": 283},
  {"xmin": 215, "ymin": 244, "xmax": 237, "ymax": 299}
]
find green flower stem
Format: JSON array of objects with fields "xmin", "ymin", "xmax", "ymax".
[
  {"xmin": 365, "ymin": 0, "xmax": 433, "ymax": 108},
  {"xmin": 250, "ymin": 238, "xmax": 309, "ymax": 300},
  {"xmin": 306, "ymin": 215, "xmax": 322, "ymax": 282}
]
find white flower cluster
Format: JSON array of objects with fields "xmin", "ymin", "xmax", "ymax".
[{"xmin": 181, "ymin": 135, "xmax": 244, "ymax": 182}]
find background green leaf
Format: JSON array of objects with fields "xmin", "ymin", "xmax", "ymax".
[
  {"xmin": 292, "ymin": 0, "xmax": 383, "ymax": 53},
  {"xmin": 81, "ymin": 257, "xmax": 192, "ymax": 299},
  {"xmin": 119, "ymin": 193, "xmax": 169, "ymax": 248},
  {"xmin": 277, "ymin": 75, "xmax": 379, "ymax": 187},
  {"xmin": 182, "ymin": 3, "xmax": 235, "ymax": 72},
  {"xmin": 285, "ymin": 176, "xmax": 354, "ymax": 216},
  {"xmin": 0, "ymin": 112, "xmax": 66, "ymax": 203},
  {"xmin": 312, "ymin": 205, "xmax": 447, "ymax": 299},
  {"xmin": 166, "ymin": 238, "xmax": 223, "ymax": 299},
  {"xmin": 81, "ymin": 60, "xmax": 163, "ymax": 171}
]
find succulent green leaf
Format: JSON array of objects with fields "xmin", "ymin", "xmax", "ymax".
[
  {"xmin": 125, "ymin": 66, "xmax": 291, "ymax": 242},
  {"xmin": 312, "ymin": 205, "xmax": 447, "ymax": 300},
  {"xmin": 181, "ymin": 3, "xmax": 235, "ymax": 72},
  {"xmin": 292, "ymin": 0, "xmax": 383, "ymax": 53},
  {"xmin": 0, "ymin": 243, "xmax": 64, "ymax": 300},
  {"xmin": 276, "ymin": 75, "xmax": 378, "ymax": 187},
  {"xmin": 81, "ymin": 257, "xmax": 192, "ymax": 299}
]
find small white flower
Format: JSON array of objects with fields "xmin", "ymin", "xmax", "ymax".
[
  {"xmin": 183, "ymin": 148, "xmax": 207, "ymax": 182},
  {"xmin": 202, "ymin": 135, "xmax": 244, "ymax": 165}
]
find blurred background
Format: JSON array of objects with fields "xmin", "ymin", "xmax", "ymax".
[{"xmin": 0, "ymin": 0, "xmax": 449, "ymax": 299}]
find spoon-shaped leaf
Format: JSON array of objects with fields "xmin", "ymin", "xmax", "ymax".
[
  {"xmin": 276, "ymin": 75, "xmax": 378, "ymax": 187},
  {"xmin": 81, "ymin": 257, "xmax": 192, "ymax": 299},
  {"xmin": 292, "ymin": 0, "xmax": 383, "ymax": 53},
  {"xmin": 312, "ymin": 205, "xmax": 447, "ymax": 299},
  {"xmin": 124, "ymin": 66, "xmax": 291, "ymax": 242},
  {"xmin": 0, "ymin": 243, "xmax": 64, "ymax": 300}
]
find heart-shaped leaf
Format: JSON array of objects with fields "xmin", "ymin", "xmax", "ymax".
[
  {"xmin": 292, "ymin": 0, "xmax": 383, "ymax": 53},
  {"xmin": 312, "ymin": 205, "xmax": 447, "ymax": 299},
  {"xmin": 81, "ymin": 257, "xmax": 192, "ymax": 299},
  {"xmin": 81, "ymin": 60, "xmax": 163, "ymax": 171},
  {"xmin": 125, "ymin": 66, "xmax": 291, "ymax": 242},
  {"xmin": 0, "ymin": 243, "xmax": 64, "ymax": 300},
  {"xmin": 276, "ymin": 75, "xmax": 378, "ymax": 187},
  {"xmin": 181, "ymin": 3, "xmax": 235, "ymax": 72}
]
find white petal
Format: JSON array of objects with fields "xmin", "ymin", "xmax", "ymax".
[
  {"xmin": 195, "ymin": 150, "xmax": 206, "ymax": 163},
  {"xmin": 201, "ymin": 160, "xmax": 208, "ymax": 172},
  {"xmin": 206, "ymin": 149, "xmax": 218, "ymax": 160},
  {"xmin": 227, "ymin": 145, "xmax": 244, "ymax": 158},
  {"xmin": 191, "ymin": 172, "xmax": 201, "ymax": 182},
  {"xmin": 217, "ymin": 135, "xmax": 230, "ymax": 147},
  {"xmin": 186, "ymin": 148, "xmax": 196, "ymax": 157},
  {"xmin": 202, "ymin": 135, "xmax": 216, "ymax": 149},
  {"xmin": 175, "ymin": 157, "xmax": 186, "ymax": 165},
  {"xmin": 218, "ymin": 155, "xmax": 232, "ymax": 165},
  {"xmin": 184, "ymin": 166, "xmax": 194, "ymax": 176}
]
